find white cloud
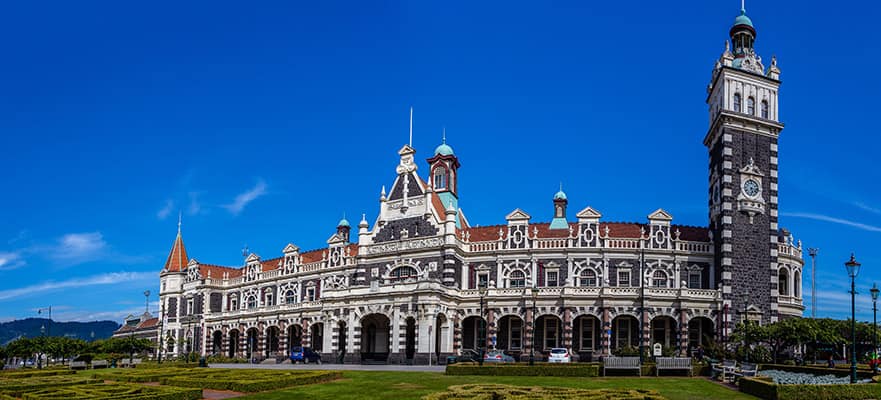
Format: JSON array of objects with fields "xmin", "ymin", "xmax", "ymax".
[
  {"xmin": 157, "ymin": 199, "xmax": 175, "ymax": 220},
  {"xmin": 187, "ymin": 192, "xmax": 202, "ymax": 216},
  {"xmin": 0, "ymin": 272, "xmax": 154, "ymax": 301},
  {"xmin": 854, "ymin": 202, "xmax": 881, "ymax": 216},
  {"xmin": 52, "ymin": 301, "xmax": 160, "ymax": 322},
  {"xmin": 780, "ymin": 212, "xmax": 881, "ymax": 233},
  {"xmin": 49, "ymin": 232, "xmax": 108, "ymax": 264},
  {"xmin": 222, "ymin": 180, "xmax": 268, "ymax": 216},
  {"xmin": 0, "ymin": 252, "xmax": 25, "ymax": 271}
]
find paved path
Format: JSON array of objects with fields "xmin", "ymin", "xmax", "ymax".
[{"xmin": 209, "ymin": 363, "xmax": 445, "ymax": 372}]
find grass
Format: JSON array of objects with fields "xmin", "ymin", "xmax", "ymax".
[{"xmin": 239, "ymin": 370, "xmax": 758, "ymax": 400}]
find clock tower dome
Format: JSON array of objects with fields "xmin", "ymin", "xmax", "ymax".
[{"xmin": 705, "ymin": 6, "xmax": 784, "ymax": 331}]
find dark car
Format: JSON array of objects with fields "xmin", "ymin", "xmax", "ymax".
[
  {"xmin": 290, "ymin": 346, "xmax": 322, "ymax": 364},
  {"xmin": 445, "ymin": 349, "xmax": 480, "ymax": 365}
]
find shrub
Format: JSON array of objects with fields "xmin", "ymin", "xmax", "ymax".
[
  {"xmin": 758, "ymin": 364, "xmax": 874, "ymax": 379},
  {"xmin": 159, "ymin": 370, "xmax": 340, "ymax": 392},
  {"xmin": 20, "ymin": 382, "xmax": 201, "ymax": 400},
  {"xmin": 0, "ymin": 376, "xmax": 102, "ymax": 397},
  {"xmin": 205, "ymin": 355, "xmax": 248, "ymax": 364},
  {"xmin": 0, "ymin": 369, "xmax": 75, "ymax": 379},
  {"xmin": 89, "ymin": 368, "xmax": 201, "ymax": 383},
  {"xmin": 423, "ymin": 384, "xmax": 666, "ymax": 400},
  {"xmin": 446, "ymin": 363, "xmax": 600, "ymax": 377},
  {"xmin": 740, "ymin": 376, "xmax": 881, "ymax": 400}
]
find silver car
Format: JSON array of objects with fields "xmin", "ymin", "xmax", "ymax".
[
  {"xmin": 547, "ymin": 347, "xmax": 571, "ymax": 363},
  {"xmin": 483, "ymin": 350, "xmax": 515, "ymax": 363}
]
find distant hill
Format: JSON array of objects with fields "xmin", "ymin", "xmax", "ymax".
[{"xmin": 0, "ymin": 318, "xmax": 120, "ymax": 345}]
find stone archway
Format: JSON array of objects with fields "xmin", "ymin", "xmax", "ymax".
[
  {"xmin": 688, "ymin": 317, "xmax": 715, "ymax": 353},
  {"xmin": 245, "ymin": 328, "xmax": 259, "ymax": 360},
  {"xmin": 311, "ymin": 323, "xmax": 324, "ymax": 352},
  {"xmin": 535, "ymin": 315, "xmax": 563, "ymax": 355},
  {"xmin": 338, "ymin": 321, "xmax": 348, "ymax": 360},
  {"xmin": 266, "ymin": 326, "xmax": 280, "ymax": 357},
  {"xmin": 212, "ymin": 331, "xmax": 222, "ymax": 355},
  {"xmin": 287, "ymin": 324, "xmax": 303, "ymax": 352},
  {"xmin": 651, "ymin": 315, "xmax": 677, "ymax": 350},
  {"xmin": 461, "ymin": 315, "xmax": 487, "ymax": 351},
  {"xmin": 228, "ymin": 330, "xmax": 239, "ymax": 358},
  {"xmin": 360, "ymin": 313, "xmax": 391, "ymax": 363},
  {"xmin": 573, "ymin": 314, "xmax": 601, "ymax": 361},
  {"xmin": 435, "ymin": 314, "xmax": 450, "ymax": 360},
  {"xmin": 404, "ymin": 317, "xmax": 416, "ymax": 361},
  {"xmin": 497, "ymin": 315, "xmax": 524, "ymax": 357},
  {"xmin": 611, "ymin": 315, "xmax": 639, "ymax": 351}
]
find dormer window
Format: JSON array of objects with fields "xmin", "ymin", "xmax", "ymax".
[
  {"xmin": 580, "ymin": 270, "xmax": 597, "ymax": 287},
  {"xmin": 733, "ymin": 93, "xmax": 742, "ymax": 113},
  {"xmin": 761, "ymin": 100, "xmax": 769, "ymax": 119},
  {"xmin": 747, "ymin": 96, "xmax": 755, "ymax": 115},
  {"xmin": 285, "ymin": 290, "xmax": 296, "ymax": 304},
  {"xmin": 509, "ymin": 270, "xmax": 526, "ymax": 288},
  {"xmin": 433, "ymin": 167, "xmax": 448, "ymax": 190},
  {"xmin": 651, "ymin": 270, "xmax": 668, "ymax": 288},
  {"xmin": 246, "ymin": 295, "xmax": 257, "ymax": 309}
]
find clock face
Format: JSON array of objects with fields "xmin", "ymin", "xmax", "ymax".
[{"xmin": 743, "ymin": 179, "xmax": 760, "ymax": 197}]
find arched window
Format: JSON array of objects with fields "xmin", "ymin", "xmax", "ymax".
[
  {"xmin": 761, "ymin": 100, "xmax": 769, "ymax": 119},
  {"xmin": 779, "ymin": 270, "xmax": 789, "ymax": 296},
  {"xmin": 285, "ymin": 290, "xmax": 296, "ymax": 304},
  {"xmin": 652, "ymin": 270, "xmax": 668, "ymax": 288},
  {"xmin": 747, "ymin": 97, "xmax": 755, "ymax": 115},
  {"xmin": 793, "ymin": 271, "xmax": 801, "ymax": 297},
  {"xmin": 733, "ymin": 93, "xmax": 742, "ymax": 113},
  {"xmin": 580, "ymin": 270, "xmax": 597, "ymax": 287},
  {"xmin": 433, "ymin": 167, "xmax": 447, "ymax": 190},
  {"xmin": 509, "ymin": 270, "xmax": 526, "ymax": 288},
  {"xmin": 390, "ymin": 266, "xmax": 418, "ymax": 281},
  {"xmin": 246, "ymin": 295, "xmax": 257, "ymax": 309}
]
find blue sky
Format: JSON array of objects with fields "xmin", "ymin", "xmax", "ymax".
[{"xmin": 1, "ymin": 1, "xmax": 879, "ymax": 323}]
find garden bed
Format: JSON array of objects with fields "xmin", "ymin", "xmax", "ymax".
[
  {"xmin": 159, "ymin": 370, "xmax": 341, "ymax": 392},
  {"xmin": 446, "ymin": 363, "xmax": 600, "ymax": 377},
  {"xmin": 0, "ymin": 375, "xmax": 103, "ymax": 397},
  {"xmin": 740, "ymin": 376, "xmax": 881, "ymax": 400},
  {"xmin": 423, "ymin": 384, "xmax": 666, "ymax": 400},
  {"xmin": 20, "ymin": 382, "xmax": 202, "ymax": 400}
]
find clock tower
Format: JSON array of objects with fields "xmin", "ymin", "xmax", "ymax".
[{"xmin": 705, "ymin": 6, "xmax": 784, "ymax": 330}]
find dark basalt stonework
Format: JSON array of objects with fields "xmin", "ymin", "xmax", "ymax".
[
  {"xmin": 167, "ymin": 297, "xmax": 178, "ymax": 317},
  {"xmin": 387, "ymin": 172, "xmax": 424, "ymax": 201},
  {"xmin": 210, "ymin": 293, "xmax": 223, "ymax": 313},
  {"xmin": 373, "ymin": 216, "xmax": 439, "ymax": 243}
]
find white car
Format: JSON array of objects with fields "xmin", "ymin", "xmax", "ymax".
[{"xmin": 547, "ymin": 348, "xmax": 571, "ymax": 363}]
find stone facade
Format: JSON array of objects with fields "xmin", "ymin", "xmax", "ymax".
[{"xmin": 155, "ymin": 7, "xmax": 804, "ymax": 364}]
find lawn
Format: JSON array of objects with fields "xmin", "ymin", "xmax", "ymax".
[{"xmin": 240, "ymin": 370, "xmax": 758, "ymax": 400}]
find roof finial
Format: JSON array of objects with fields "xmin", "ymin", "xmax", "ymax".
[
  {"xmin": 741, "ymin": 0, "xmax": 745, "ymax": 13},
  {"xmin": 409, "ymin": 106, "xmax": 413, "ymax": 147},
  {"xmin": 559, "ymin": 181, "xmax": 563, "ymax": 192},
  {"xmin": 177, "ymin": 211, "xmax": 182, "ymax": 235},
  {"xmin": 442, "ymin": 126, "xmax": 446, "ymax": 144}
]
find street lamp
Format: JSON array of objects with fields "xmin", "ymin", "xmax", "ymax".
[
  {"xmin": 37, "ymin": 306, "xmax": 52, "ymax": 338},
  {"xmin": 478, "ymin": 286, "xmax": 486, "ymax": 366},
  {"xmin": 39, "ymin": 325, "xmax": 45, "ymax": 369},
  {"xmin": 845, "ymin": 253, "xmax": 861, "ymax": 384},
  {"xmin": 871, "ymin": 283, "xmax": 879, "ymax": 370},
  {"xmin": 530, "ymin": 287, "xmax": 538, "ymax": 366},
  {"xmin": 742, "ymin": 293, "xmax": 751, "ymax": 363},
  {"xmin": 158, "ymin": 303, "xmax": 164, "ymax": 365}
]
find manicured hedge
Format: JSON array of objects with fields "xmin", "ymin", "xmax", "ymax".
[
  {"xmin": 20, "ymin": 382, "xmax": 201, "ymax": 400},
  {"xmin": 159, "ymin": 370, "xmax": 340, "ymax": 392},
  {"xmin": 90, "ymin": 368, "xmax": 201, "ymax": 383},
  {"xmin": 740, "ymin": 376, "xmax": 881, "ymax": 400},
  {"xmin": 0, "ymin": 375, "xmax": 102, "ymax": 397},
  {"xmin": 0, "ymin": 369, "xmax": 76, "ymax": 379},
  {"xmin": 423, "ymin": 384, "xmax": 666, "ymax": 400},
  {"xmin": 446, "ymin": 363, "xmax": 600, "ymax": 377},
  {"xmin": 759, "ymin": 364, "xmax": 874, "ymax": 379}
]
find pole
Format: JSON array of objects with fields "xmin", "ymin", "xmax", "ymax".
[
  {"xmin": 808, "ymin": 248, "xmax": 818, "ymax": 318},
  {"xmin": 478, "ymin": 293, "xmax": 485, "ymax": 366},
  {"xmin": 874, "ymin": 298, "xmax": 878, "ymax": 368},
  {"xmin": 851, "ymin": 276, "xmax": 857, "ymax": 384},
  {"xmin": 158, "ymin": 303, "xmax": 164, "ymax": 364},
  {"xmin": 530, "ymin": 293, "xmax": 536, "ymax": 366},
  {"xmin": 639, "ymin": 235, "xmax": 645, "ymax": 363}
]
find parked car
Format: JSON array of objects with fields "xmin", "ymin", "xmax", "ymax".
[
  {"xmin": 483, "ymin": 350, "xmax": 515, "ymax": 363},
  {"xmin": 290, "ymin": 346, "xmax": 322, "ymax": 364},
  {"xmin": 446, "ymin": 349, "xmax": 480, "ymax": 364},
  {"xmin": 547, "ymin": 348, "xmax": 571, "ymax": 363}
]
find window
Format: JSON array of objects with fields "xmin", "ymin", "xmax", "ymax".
[
  {"xmin": 747, "ymin": 96, "xmax": 755, "ymax": 115},
  {"xmin": 794, "ymin": 272, "xmax": 801, "ymax": 297},
  {"xmin": 761, "ymin": 100, "xmax": 769, "ymax": 119},
  {"xmin": 580, "ymin": 318, "xmax": 594, "ymax": 351},
  {"xmin": 733, "ymin": 93, "xmax": 742, "ymax": 113},
  {"xmin": 246, "ymin": 296, "xmax": 257, "ymax": 309},
  {"xmin": 509, "ymin": 270, "xmax": 526, "ymax": 288},
  {"xmin": 265, "ymin": 293, "xmax": 273, "ymax": 307},
  {"xmin": 616, "ymin": 318, "xmax": 631, "ymax": 348},
  {"xmin": 306, "ymin": 287, "xmax": 316, "ymax": 302},
  {"xmin": 580, "ymin": 270, "xmax": 597, "ymax": 287},
  {"xmin": 652, "ymin": 270, "xmax": 668, "ymax": 288},
  {"xmin": 187, "ymin": 298, "xmax": 194, "ymax": 315},
  {"xmin": 546, "ymin": 270, "xmax": 558, "ymax": 287},
  {"xmin": 433, "ymin": 167, "xmax": 447, "ymax": 190},
  {"xmin": 779, "ymin": 271, "xmax": 789, "ymax": 296},
  {"xmin": 390, "ymin": 266, "xmax": 418, "ymax": 281},
  {"xmin": 688, "ymin": 270, "xmax": 702, "ymax": 289},
  {"xmin": 509, "ymin": 319, "xmax": 522, "ymax": 350},
  {"xmin": 285, "ymin": 290, "xmax": 296, "ymax": 304},
  {"xmin": 544, "ymin": 318, "xmax": 559, "ymax": 349},
  {"xmin": 230, "ymin": 298, "xmax": 238, "ymax": 311},
  {"xmin": 477, "ymin": 273, "xmax": 489, "ymax": 289},
  {"xmin": 617, "ymin": 270, "xmax": 631, "ymax": 287}
]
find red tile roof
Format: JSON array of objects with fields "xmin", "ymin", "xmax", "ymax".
[
  {"xmin": 163, "ymin": 233, "xmax": 188, "ymax": 272},
  {"xmin": 200, "ymin": 263, "xmax": 242, "ymax": 279}
]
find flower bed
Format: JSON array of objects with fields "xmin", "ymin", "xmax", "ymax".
[
  {"xmin": 20, "ymin": 382, "xmax": 201, "ymax": 400},
  {"xmin": 760, "ymin": 369, "xmax": 871, "ymax": 384},
  {"xmin": 740, "ymin": 376, "xmax": 881, "ymax": 400},
  {"xmin": 422, "ymin": 384, "xmax": 666, "ymax": 400},
  {"xmin": 446, "ymin": 363, "xmax": 600, "ymax": 377}
]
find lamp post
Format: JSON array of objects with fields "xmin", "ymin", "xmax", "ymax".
[
  {"xmin": 871, "ymin": 283, "xmax": 879, "ymax": 369},
  {"xmin": 158, "ymin": 303, "xmax": 164, "ymax": 365},
  {"xmin": 742, "ymin": 293, "xmax": 750, "ymax": 363},
  {"xmin": 39, "ymin": 324, "xmax": 45, "ymax": 369},
  {"xmin": 530, "ymin": 287, "xmax": 538, "ymax": 366},
  {"xmin": 37, "ymin": 306, "xmax": 52, "ymax": 338},
  {"xmin": 478, "ymin": 286, "xmax": 486, "ymax": 366},
  {"xmin": 845, "ymin": 253, "xmax": 861, "ymax": 384}
]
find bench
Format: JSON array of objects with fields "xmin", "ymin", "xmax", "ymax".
[
  {"xmin": 656, "ymin": 357, "xmax": 693, "ymax": 376},
  {"xmin": 91, "ymin": 360, "xmax": 109, "ymax": 369},
  {"xmin": 69, "ymin": 361, "xmax": 87, "ymax": 370},
  {"xmin": 131, "ymin": 358, "xmax": 142, "ymax": 366},
  {"xmin": 732, "ymin": 362, "xmax": 758, "ymax": 381},
  {"xmin": 603, "ymin": 356, "xmax": 641, "ymax": 376},
  {"xmin": 712, "ymin": 360, "xmax": 737, "ymax": 382}
]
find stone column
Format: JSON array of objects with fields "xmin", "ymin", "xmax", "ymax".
[
  {"xmin": 679, "ymin": 311, "xmax": 689, "ymax": 356},
  {"xmin": 524, "ymin": 307, "xmax": 534, "ymax": 361},
  {"xmin": 601, "ymin": 308, "xmax": 611, "ymax": 356},
  {"xmin": 221, "ymin": 327, "xmax": 228, "ymax": 356},
  {"xmin": 486, "ymin": 310, "xmax": 496, "ymax": 351},
  {"xmin": 452, "ymin": 315, "xmax": 462, "ymax": 354},
  {"xmin": 301, "ymin": 319, "xmax": 311, "ymax": 348},
  {"xmin": 562, "ymin": 308, "xmax": 573, "ymax": 350},
  {"xmin": 279, "ymin": 321, "xmax": 288, "ymax": 355}
]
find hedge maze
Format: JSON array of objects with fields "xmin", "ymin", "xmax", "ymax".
[
  {"xmin": 0, "ymin": 367, "xmax": 340, "ymax": 399},
  {"xmin": 422, "ymin": 384, "xmax": 667, "ymax": 400}
]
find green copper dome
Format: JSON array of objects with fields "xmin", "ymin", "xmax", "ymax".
[
  {"xmin": 734, "ymin": 10, "xmax": 753, "ymax": 28},
  {"xmin": 434, "ymin": 143, "xmax": 454, "ymax": 156},
  {"xmin": 338, "ymin": 217, "xmax": 350, "ymax": 227},
  {"xmin": 554, "ymin": 190, "xmax": 567, "ymax": 200}
]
